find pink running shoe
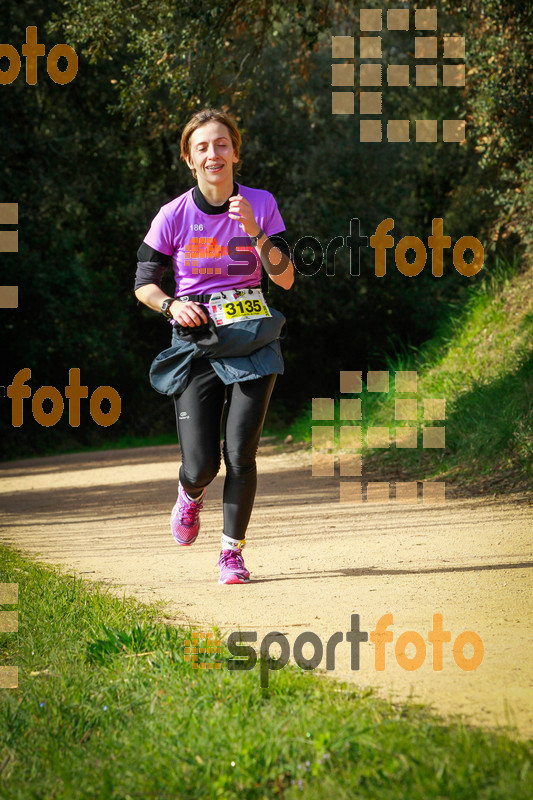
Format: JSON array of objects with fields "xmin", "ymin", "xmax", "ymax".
[
  {"xmin": 171, "ymin": 484, "xmax": 205, "ymax": 545},
  {"xmin": 218, "ymin": 549, "xmax": 250, "ymax": 584}
]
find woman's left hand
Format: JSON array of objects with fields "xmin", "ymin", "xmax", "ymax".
[{"xmin": 228, "ymin": 194, "xmax": 260, "ymax": 238}]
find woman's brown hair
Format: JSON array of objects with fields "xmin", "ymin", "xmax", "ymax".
[{"xmin": 180, "ymin": 108, "xmax": 242, "ymax": 179}]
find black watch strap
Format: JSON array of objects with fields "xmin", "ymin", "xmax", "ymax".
[
  {"xmin": 249, "ymin": 228, "xmax": 264, "ymax": 246},
  {"xmin": 161, "ymin": 298, "xmax": 177, "ymax": 318}
]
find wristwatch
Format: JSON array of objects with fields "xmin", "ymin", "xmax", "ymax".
[
  {"xmin": 249, "ymin": 227, "xmax": 264, "ymax": 247},
  {"xmin": 161, "ymin": 297, "xmax": 177, "ymax": 319}
]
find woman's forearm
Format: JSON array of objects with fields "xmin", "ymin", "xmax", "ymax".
[
  {"xmin": 134, "ymin": 284, "xmax": 172, "ymax": 313},
  {"xmin": 134, "ymin": 284, "xmax": 208, "ymax": 326},
  {"xmin": 254, "ymin": 235, "xmax": 294, "ymax": 290}
]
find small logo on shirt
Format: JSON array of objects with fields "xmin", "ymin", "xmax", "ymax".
[{"xmin": 179, "ymin": 411, "xmax": 190, "ymax": 420}]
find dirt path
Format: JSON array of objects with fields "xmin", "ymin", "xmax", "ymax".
[{"xmin": 1, "ymin": 444, "xmax": 532, "ymax": 738}]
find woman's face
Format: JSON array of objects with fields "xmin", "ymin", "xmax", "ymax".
[{"xmin": 186, "ymin": 120, "xmax": 239, "ymax": 184}]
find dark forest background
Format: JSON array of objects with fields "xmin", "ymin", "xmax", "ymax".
[{"xmin": 1, "ymin": 0, "xmax": 531, "ymax": 458}]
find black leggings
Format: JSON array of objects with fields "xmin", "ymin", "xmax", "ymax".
[{"xmin": 173, "ymin": 358, "xmax": 277, "ymax": 540}]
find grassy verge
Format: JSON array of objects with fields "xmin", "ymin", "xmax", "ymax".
[
  {"xmin": 0, "ymin": 546, "xmax": 531, "ymax": 799},
  {"xmin": 289, "ymin": 256, "xmax": 533, "ymax": 493}
]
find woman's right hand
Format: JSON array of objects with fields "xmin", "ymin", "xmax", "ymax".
[{"xmin": 170, "ymin": 299, "xmax": 209, "ymax": 327}]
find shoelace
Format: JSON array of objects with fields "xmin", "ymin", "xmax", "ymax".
[
  {"xmin": 218, "ymin": 549, "xmax": 245, "ymax": 572},
  {"xmin": 179, "ymin": 494, "xmax": 203, "ymax": 526}
]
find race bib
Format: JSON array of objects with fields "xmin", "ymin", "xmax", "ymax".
[{"xmin": 209, "ymin": 288, "xmax": 271, "ymax": 327}]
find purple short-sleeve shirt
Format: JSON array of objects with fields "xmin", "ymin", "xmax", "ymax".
[{"xmin": 143, "ymin": 183, "xmax": 285, "ymax": 296}]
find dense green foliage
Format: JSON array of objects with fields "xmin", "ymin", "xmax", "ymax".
[
  {"xmin": 1, "ymin": 546, "xmax": 531, "ymax": 798},
  {"xmin": 1, "ymin": 0, "xmax": 531, "ymax": 458}
]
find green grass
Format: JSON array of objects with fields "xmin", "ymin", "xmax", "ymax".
[
  {"xmin": 291, "ymin": 256, "xmax": 533, "ymax": 491},
  {"xmin": 0, "ymin": 546, "xmax": 531, "ymax": 799}
]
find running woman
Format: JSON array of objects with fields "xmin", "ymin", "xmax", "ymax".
[{"xmin": 134, "ymin": 108, "xmax": 294, "ymax": 584}]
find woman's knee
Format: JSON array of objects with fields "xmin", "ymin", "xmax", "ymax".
[
  {"xmin": 222, "ymin": 442, "xmax": 257, "ymax": 474},
  {"xmin": 181, "ymin": 454, "xmax": 221, "ymax": 488}
]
